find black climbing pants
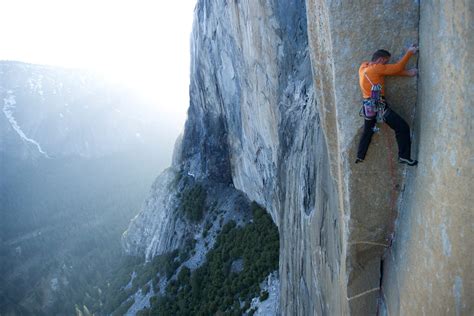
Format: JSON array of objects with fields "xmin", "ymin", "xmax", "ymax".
[{"xmin": 357, "ymin": 107, "xmax": 412, "ymax": 160}]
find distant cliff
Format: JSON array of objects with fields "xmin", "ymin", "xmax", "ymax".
[
  {"xmin": 0, "ymin": 61, "xmax": 176, "ymax": 160},
  {"xmin": 124, "ymin": 1, "xmax": 473, "ymax": 315}
]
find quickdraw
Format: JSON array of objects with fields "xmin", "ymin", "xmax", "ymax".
[{"xmin": 359, "ymin": 72, "xmax": 388, "ymax": 132}]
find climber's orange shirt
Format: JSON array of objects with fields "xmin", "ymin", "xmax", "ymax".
[{"xmin": 359, "ymin": 51, "xmax": 414, "ymax": 98}]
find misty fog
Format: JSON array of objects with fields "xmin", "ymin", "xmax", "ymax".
[{"xmin": 0, "ymin": 1, "xmax": 196, "ymax": 314}]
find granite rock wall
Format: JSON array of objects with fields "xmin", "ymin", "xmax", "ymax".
[
  {"xmin": 382, "ymin": 1, "xmax": 473, "ymax": 314},
  {"xmin": 306, "ymin": 1, "xmax": 419, "ymax": 314}
]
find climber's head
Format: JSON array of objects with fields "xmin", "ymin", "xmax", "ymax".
[{"xmin": 371, "ymin": 49, "xmax": 391, "ymax": 64}]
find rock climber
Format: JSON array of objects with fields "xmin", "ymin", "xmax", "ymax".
[{"xmin": 355, "ymin": 44, "xmax": 419, "ymax": 166}]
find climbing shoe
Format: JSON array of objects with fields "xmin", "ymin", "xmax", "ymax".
[
  {"xmin": 355, "ymin": 158, "xmax": 364, "ymax": 164},
  {"xmin": 398, "ymin": 157, "xmax": 418, "ymax": 166}
]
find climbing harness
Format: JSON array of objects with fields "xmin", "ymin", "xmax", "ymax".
[{"xmin": 359, "ymin": 72, "xmax": 387, "ymax": 132}]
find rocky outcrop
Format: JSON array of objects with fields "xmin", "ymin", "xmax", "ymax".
[
  {"xmin": 124, "ymin": 0, "xmax": 472, "ymax": 314},
  {"xmin": 122, "ymin": 168, "xmax": 186, "ymax": 259}
]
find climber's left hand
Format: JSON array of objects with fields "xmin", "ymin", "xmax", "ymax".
[{"xmin": 407, "ymin": 69, "xmax": 418, "ymax": 77}]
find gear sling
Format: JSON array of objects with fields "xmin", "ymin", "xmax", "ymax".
[{"xmin": 359, "ymin": 72, "xmax": 387, "ymax": 132}]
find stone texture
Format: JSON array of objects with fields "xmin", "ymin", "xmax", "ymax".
[
  {"xmin": 184, "ymin": 1, "xmax": 343, "ymax": 315},
  {"xmin": 122, "ymin": 168, "xmax": 187, "ymax": 259},
  {"xmin": 122, "ymin": 165, "xmax": 253, "ymax": 261},
  {"xmin": 306, "ymin": 1, "xmax": 419, "ymax": 314},
  {"xmin": 382, "ymin": 1, "xmax": 473, "ymax": 315},
  {"xmin": 125, "ymin": 1, "xmax": 342, "ymax": 314}
]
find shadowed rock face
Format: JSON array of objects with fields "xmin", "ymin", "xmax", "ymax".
[
  {"xmin": 183, "ymin": 1, "xmax": 343, "ymax": 314},
  {"xmin": 124, "ymin": 0, "xmax": 472, "ymax": 314},
  {"xmin": 125, "ymin": 1, "xmax": 342, "ymax": 314}
]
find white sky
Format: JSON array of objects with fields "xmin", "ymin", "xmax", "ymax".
[{"xmin": 0, "ymin": 0, "xmax": 197, "ymax": 132}]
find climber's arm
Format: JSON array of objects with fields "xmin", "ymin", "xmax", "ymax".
[
  {"xmin": 377, "ymin": 50, "xmax": 414, "ymax": 75},
  {"xmin": 376, "ymin": 44, "xmax": 419, "ymax": 76}
]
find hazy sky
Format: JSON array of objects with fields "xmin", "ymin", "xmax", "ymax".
[{"xmin": 0, "ymin": 0, "xmax": 197, "ymax": 132}]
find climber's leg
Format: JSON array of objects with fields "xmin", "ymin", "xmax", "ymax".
[
  {"xmin": 384, "ymin": 108, "xmax": 411, "ymax": 159},
  {"xmin": 356, "ymin": 118, "xmax": 376, "ymax": 161}
]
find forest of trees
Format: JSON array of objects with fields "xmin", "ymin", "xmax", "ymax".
[
  {"xmin": 178, "ymin": 183, "xmax": 207, "ymax": 222},
  {"xmin": 138, "ymin": 203, "xmax": 280, "ymax": 315}
]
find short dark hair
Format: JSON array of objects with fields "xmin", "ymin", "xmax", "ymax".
[{"xmin": 371, "ymin": 49, "xmax": 391, "ymax": 61}]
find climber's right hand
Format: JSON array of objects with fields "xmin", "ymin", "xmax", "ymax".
[{"xmin": 408, "ymin": 44, "xmax": 419, "ymax": 54}]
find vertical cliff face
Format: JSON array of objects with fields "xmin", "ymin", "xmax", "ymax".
[
  {"xmin": 124, "ymin": 0, "xmax": 472, "ymax": 314},
  {"xmin": 382, "ymin": 2, "xmax": 473, "ymax": 315},
  {"xmin": 306, "ymin": 1, "xmax": 419, "ymax": 314},
  {"xmin": 125, "ymin": 0, "xmax": 343, "ymax": 314},
  {"xmin": 183, "ymin": 1, "xmax": 343, "ymax": 314},
  {"xmin": 306, "ymin": 0, "xmax": 472, "ymax": 314}
]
